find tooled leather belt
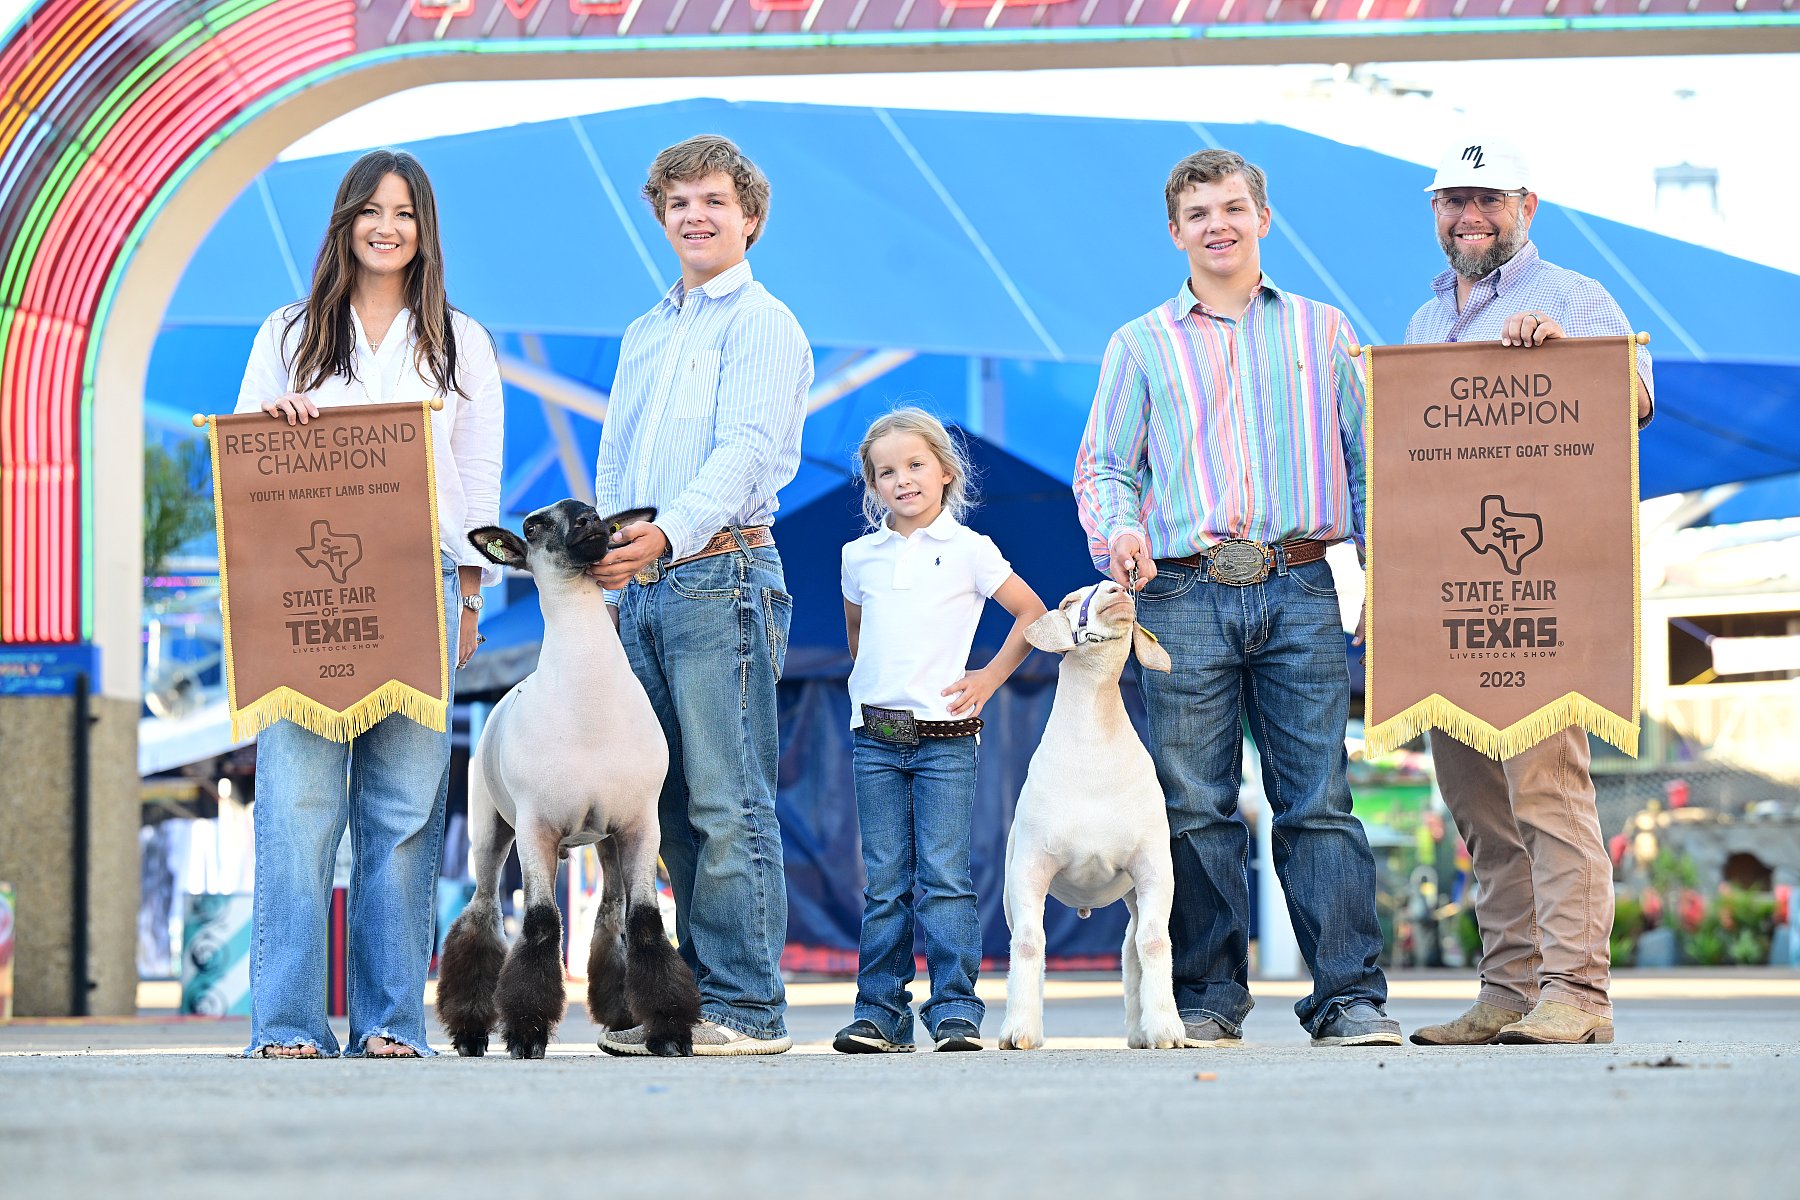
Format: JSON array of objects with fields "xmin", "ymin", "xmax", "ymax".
[
  {"xmin": 633, "ymin": 525, "xmax": 774, "ymax": 586},
  {"xmin": 1160, "ymin": 538, "xmax": 1332, "ymax": 586},
  {"xmin": 860, "ymin": 704, "xmax": 982, "ymax": 745}
]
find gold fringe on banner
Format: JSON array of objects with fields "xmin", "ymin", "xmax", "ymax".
[
  {"xmin": 230, "ymin": 683, "xmax": 448, "ymax": 743},
  {"xmin": 1363, "ymin": 692, "xmax": 1640, "ymax": 760}
]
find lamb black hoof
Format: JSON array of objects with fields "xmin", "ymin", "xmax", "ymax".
[
  {"xmin": 646, "ymin": 1035, "xmax": 690, "ymax": 1058},
  {"xmin": 507, "ymin": 1039, "xmax": 546, "ymax": 1060},
  {"xmin": 453, "ymin": 1034, "xmax": 488, "ymax": 1057}
]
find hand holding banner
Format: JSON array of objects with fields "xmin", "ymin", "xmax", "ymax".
[
  {"xmin": 1362, "ymin": 336, "xmax": 1642, "ymax": 758},
  {"xmin": 202, "ymin": 401, "xmax": 449, "ymax": 742}
]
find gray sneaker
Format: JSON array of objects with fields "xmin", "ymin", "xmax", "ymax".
[
  {"xmin": 601, "ymin": 1019, "xmax": 792, "ymax": 1057},
  {"xmin": 1312, "ymin": 1001, "xmax": 1403, "ymax": 1047},
  {"xmin": 1180, "ymin": 1018, "xmax": 1243, "ymax": 1048}
]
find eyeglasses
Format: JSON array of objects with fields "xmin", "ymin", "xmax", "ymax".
[{"xmin": 1431, "ymin": 191, "xmax": 1527, "ymax": 216}]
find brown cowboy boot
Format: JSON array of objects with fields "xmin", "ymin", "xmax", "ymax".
[
  {"xmin": 1408, "ymin": 1001, "xmax": 1523, "ymax": 1046},
  {"xmin": 1495, "ymin": 999, "xmax": 1614, "ymax": 1045}
]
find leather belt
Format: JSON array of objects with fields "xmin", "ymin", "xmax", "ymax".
[
  {"xmin": 1161, "ymin": 538, "xmax": 1332, "ymax": 587},
  {"xmin": 633, "ymin": 525, "xmax": 774, "ymax": 586},
  {"xmin": 860, "ymin": 704, "xmax": 983, "ymax": 746}
]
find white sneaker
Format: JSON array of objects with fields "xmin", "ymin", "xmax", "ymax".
[{"xmin": 689, "ymin": 1019, "xmax": 792, "ymax": 1057}]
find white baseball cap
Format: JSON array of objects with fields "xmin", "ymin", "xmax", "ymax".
[{"xmin": 1424, "ymin": 138, "xmax": 1531, "ymax": 192}]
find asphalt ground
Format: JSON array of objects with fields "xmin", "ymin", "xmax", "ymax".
[{"xmin": 3, "ymin": 971, "xmax": 1796, "ymax": 1200}]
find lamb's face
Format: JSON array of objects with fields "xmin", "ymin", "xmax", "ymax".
[
  {"xmin": 469, "ymin": 502, "xmax": 657, "ymax": 581},
  {"xmin": 521, "ymin": 500, "xmax": 614, "ymax": 578},
  {"xmin": 1064, "ymin": 581, "xmax": 1137, "ymax": 646}
]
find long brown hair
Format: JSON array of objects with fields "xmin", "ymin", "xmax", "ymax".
[{"xmin": 283, "ymin": 149, "xmax": 465, "ymax": 398}]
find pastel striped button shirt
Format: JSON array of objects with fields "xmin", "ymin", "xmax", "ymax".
[
  {"xmin": 1074, "ymin": 275, "xmax": 1368, "ymax": 573},
  {"xmin": 594, "ymin": 259, "xmax": 813, "ymax": 567},
  {"xmin": 1404, "ymin": 240, "xmax": 1654, "ymax": 412}
]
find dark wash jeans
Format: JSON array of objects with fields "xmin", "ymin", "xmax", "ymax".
[
  {"xmin": 618, "ymin": 541, "xmax": 793, "ymax": 1039},
  {"xmin": 849, "ymin": 730, "xmax": 985, "ymax": 1043},
  {"xmin": 1134, "ymin": 555, "xmax": 1388, "ymax": 1037}
]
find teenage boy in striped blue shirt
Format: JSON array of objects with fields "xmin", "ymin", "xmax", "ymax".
[{"xmin": 590, "ymin": 135, "xmax": 813, "ymax": 1057}]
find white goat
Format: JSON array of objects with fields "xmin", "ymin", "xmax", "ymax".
[{"xmin": 998, "ymin": 581, "xmax": 1185, "ymax": 1051}]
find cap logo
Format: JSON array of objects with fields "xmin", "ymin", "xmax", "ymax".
[{"xmin": 1462, "ymin": 145, "xmax": 1486, "ymax": 170}]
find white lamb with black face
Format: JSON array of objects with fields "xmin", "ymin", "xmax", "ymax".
[
  {"xmin": 998, "ymin": 580, "xmax": 1185, "ymax": 1052},
  {"xmin": 435, "ymin": 500, "xmax": 700, "ymax": 1059}
]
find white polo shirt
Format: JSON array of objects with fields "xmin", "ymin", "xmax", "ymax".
[{"xmin": 842, "ymin": 509, "xmax": 1014, "ymax": 730}]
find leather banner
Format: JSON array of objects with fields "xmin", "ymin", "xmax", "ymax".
[
  {"xmin": 206, "ymin": 402, "xmax": 447, "ymax": 742},
  {"xmin": 1362, "ymin": 336, "xmax": 1641, "ymax": 758}
]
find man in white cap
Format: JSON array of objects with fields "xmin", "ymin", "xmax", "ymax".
[{"xmin": 1404, "ymin": 138, "xmax": 1652, "ymax": 1047}]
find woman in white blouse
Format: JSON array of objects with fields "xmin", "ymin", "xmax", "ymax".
[{"xmin": 234, "ymin": 148, "xmax": 502, "ymax": 1058}]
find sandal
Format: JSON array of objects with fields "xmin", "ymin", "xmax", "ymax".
[
  {"xmin": 257, "ymin": 1043, "xmax": 323, "ymax": 1059},
  {"xmin": 363, "ymin": 1036, "xmax": 422, "ymax": 1059}
]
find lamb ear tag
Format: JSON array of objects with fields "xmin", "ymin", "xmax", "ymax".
[
  {"xmin": 485, "ymin": 537, "xmax": 509, "ymax": 560},
  {"xmin": 1137, "ymin": 627, "xmax": 1160, "ymax": 644}
]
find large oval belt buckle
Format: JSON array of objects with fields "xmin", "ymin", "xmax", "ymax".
[{"xmin": 1207, "ymin": 539, "xmax": 1272, "ymax": 586}]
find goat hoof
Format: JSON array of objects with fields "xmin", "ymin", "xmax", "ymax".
[{"xmin": 453, "ymin": 1034, "xmax": 488, "ymax": 1057}]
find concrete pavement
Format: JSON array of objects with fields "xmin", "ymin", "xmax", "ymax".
[{"xmin": 3, "ymin": 971, "xmax": 1796, "ymax": 1199}]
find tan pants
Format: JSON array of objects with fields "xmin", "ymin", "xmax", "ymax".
[{"xmin": 1430, "ymin": 726, "xmax": 1613, "ymax": 1017}]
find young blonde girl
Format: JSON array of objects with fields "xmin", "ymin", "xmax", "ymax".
[{"xmin": 835, "ymin": 407, "xmax": 1046, "ymax": 1053}]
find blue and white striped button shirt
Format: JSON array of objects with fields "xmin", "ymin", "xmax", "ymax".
[
  {"xmin": 594, "ymin": 260, "xmax": 813, "ymax": 571},
  {"xmin": 1404, "ymin": 240, "xmax": 1654, "ymax": 412}
]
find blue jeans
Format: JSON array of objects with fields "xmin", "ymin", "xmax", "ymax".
[
  {"xmin": 618, "ymin": 540, "xmax": 791, "ymax": 1039},
  {"xmin": 1135, "ymin": 555, "xmax": 1387, "ymax": 1038},
  {"xmin": 850, "ymin": 730, "xmax": 985, "ymax": 1043},
  {"xmin": 245, "ymin": 567, "xmax": 456, "ymax": 1057}
]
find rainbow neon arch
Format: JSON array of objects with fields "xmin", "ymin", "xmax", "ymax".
[{"xmin": 1, "ymin": 0, "xmax": 357, "ymax": 643}]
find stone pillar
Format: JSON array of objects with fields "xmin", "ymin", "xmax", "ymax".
[{"xmin": 0, "ymin": 695, "xmax": 139, "ymax": 1017}]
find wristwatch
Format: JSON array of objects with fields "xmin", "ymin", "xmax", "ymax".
[{"xmin": 459, "ymin": 593, "xmax": 484, "ymax": 613}]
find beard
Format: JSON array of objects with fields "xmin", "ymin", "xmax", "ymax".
[{"xmin": 1440, "ymin": 221, "xmax": 1527, "ymax": 281}]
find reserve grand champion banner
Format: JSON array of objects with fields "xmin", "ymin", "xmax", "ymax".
[
  {"xmin": 204, "ymin": 401, "xmax": 448, "ymax": 742},
  {"xmin": 1362, "ymin": 335, "xmax": 1643, "ymax": 759}
]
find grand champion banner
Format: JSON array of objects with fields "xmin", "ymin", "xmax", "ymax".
[
  {"xmin": 1362, "ymin": 335, "xmax": 1643, "ymax": 759},
  {"xmin": 202, "ymin": 401, "xmax": 448, "ymax": 742}
]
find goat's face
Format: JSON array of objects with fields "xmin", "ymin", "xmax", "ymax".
[
  {"xmin": 1026, "ymin": 582, "xmax": 1172, "ymax": 673},
  {"xmin": 468, "ymin": 501, "xmax": 658, "ymax": 580}
]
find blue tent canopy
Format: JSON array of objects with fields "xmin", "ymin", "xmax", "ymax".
[{"xmin": 160, "ymin": 99, "xmax": 1800, "ymax": 503}]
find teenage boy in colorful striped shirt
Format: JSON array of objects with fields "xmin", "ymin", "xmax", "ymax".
[{"xmin": 1074, "ymin": 148, "xmax": 1399, "ymax": 1048}]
